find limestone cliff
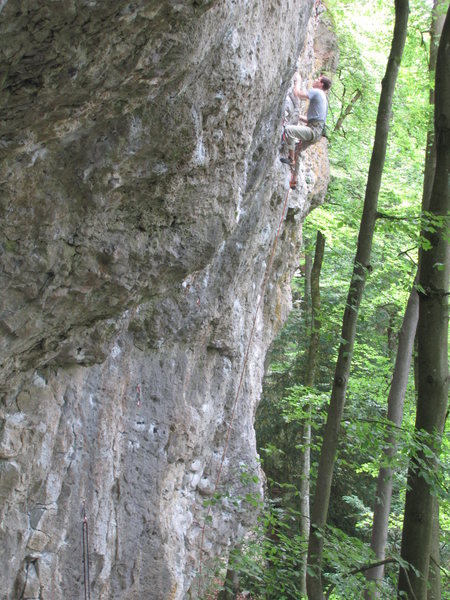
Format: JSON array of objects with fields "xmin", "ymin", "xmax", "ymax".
[{"xmin": 0, "ymin": 1, "xmax": 334, "ymax": 598}]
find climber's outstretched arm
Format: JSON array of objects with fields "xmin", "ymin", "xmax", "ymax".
[{"xmin": 293, "ymin": 79, "xmax": 309, "ymax": 101}]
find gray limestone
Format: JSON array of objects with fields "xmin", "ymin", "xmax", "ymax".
[{"xmin": 0, "ymin": 1, "xmax": 334, "ymax": 598}]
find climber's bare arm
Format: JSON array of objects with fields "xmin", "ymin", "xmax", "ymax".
[{"xmin": 293, "ymin": 82, "xmax": 309, "ymax": 101}]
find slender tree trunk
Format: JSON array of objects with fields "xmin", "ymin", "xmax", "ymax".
[
  {"xmin": 398, "ymin": 8, "xmax": 450, "ymax": 598},
  {"xmin": 219, "ymin": 544, "xmax": 243, "ymax": 600},
  {"xmin": 414, "ymin": 4, "xmax": 446, "ymax": 598},
  {"xmin": 299, "ymin": 231, "xmax": 325, "ymax": 597},
  {"xmin": 299, "ymin": 417, "xmax": 311, "ymax": 599},
  {"xmin": 422, "ymin": 0, "xmax": 447, "ymax": 206},
  {"xmin": 292, "ymin": 245, "xmax": 313, "ymax": 381},
  {"xmin": 298, "ymin": 244, "xmax": 312, "ymax": 598},
  {"xmin": 299, "ymin": 414, "xmax": 311, "ymax": 599},
  {"xmin": 305, "ymin": 232, "xmax": 325, "ymax": 387},
  {"xmin": 304, "ymin": 249, "xmax": 313, "ymax": 333},
  {"xmin": 365, "ymin": 5, "xmax": 447, "ymax": 595},
  {"xmin": 364, "ymin": 289, "xmax": 419, "ymax": 599},
  {"xmin": 306, "ymin": 3, "xmax": 410, "ymax": 598},
  {"xmin": 218, "ymin": 566, "xmax": 240, "ymax": 600}
]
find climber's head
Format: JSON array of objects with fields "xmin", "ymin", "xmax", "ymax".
[{"xmin": 313, "ymin": 75, "xmax": 332, "ymax": 91}]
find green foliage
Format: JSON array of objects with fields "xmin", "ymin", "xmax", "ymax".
[
  {"xmin": 250, "ymin": 0, "xmax": 450, "ymax": 597},
  {"xmin": 234, "ymin": 502, "xmax": 307, "ymax": 599},
  {"xmin": 211, "ymin": 499, "xmax": 403, "ymax": 599}
]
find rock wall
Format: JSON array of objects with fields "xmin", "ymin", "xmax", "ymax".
[{"xmin": 0, "ymin": 1, "xmax": 333, "ymax": 598}]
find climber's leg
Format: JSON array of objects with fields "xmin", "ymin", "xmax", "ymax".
[
  {"xmin": 280, "ymin": 148, "xmax": 296, "ymax": 166},
  {"xmin": 289, "ymin": 149, "xmax": 300, "ymax": 189},
  {"xmin": 280, "ymin": 124, "xmax": 313, "ymax": 166},
  {"xmin": 289, "ymin": 173, "xmax": 297, "ymax": 190}
]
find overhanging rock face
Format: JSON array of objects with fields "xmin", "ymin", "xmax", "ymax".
[{"xmin": 0, "ymin": 1, "xmax": 333, "ymax": 598}]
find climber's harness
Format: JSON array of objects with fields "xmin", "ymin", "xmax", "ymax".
[{"xmin": 307, "ymin": 119, "xmax": 325, "ymax": 140}]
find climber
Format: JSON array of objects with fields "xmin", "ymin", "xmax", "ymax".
[{"xmin": 280, "ymin": 74, "xmax": 331, "ymax": 189}]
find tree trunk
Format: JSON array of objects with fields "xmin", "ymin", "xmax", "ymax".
[
  {"xmin": 422, "ymin": 0, "xmax": 447, "ymax": 206},
  {"xmin": 364, "ymin": 289, "xmax": 419, "ymax": 599},
  {"xmin": 299, "ymin": 231, "xmax": 325, "ymax": 597},
  {"xmin": 218, "ymin": 566, "xmax": 240, "ymax": 600},
  {"xmin": 305, "ymin": 231, "xmax": 325, "ymax": 388},
  {"xmin": 398, "ymin": 7, "xmax": 450, "ymax": 599},
  {"xmin": 306, "ymin": 3, "xmax": 410, "ymax": 598},
  {"xmin": 304, "ymin": 249, "xmax": 313, "ymax": 324}
]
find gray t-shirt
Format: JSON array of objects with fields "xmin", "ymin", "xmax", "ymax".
[{"xmin": 307, "ymin": 88, "xmax": 328, "ymax": 123}]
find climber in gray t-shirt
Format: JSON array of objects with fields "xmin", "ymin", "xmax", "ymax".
[
  {"xmin": 281, "ymin": 74, "xmax": 332, "ymax": 189},
  {"xmin": 305, "ymin": 87, "xmax": 328, "ymax": 123}
]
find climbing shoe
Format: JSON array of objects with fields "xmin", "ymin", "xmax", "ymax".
[
  {"xmin": 280, "ymin": 156, "xmax": 294, "ymax": 166},
  {"xmin": 289, "ymin": 178, "xmax": 297, "ymax": 190}
]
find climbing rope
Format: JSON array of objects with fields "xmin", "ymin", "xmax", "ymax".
[
  {"xmin": 82, "ymin": 501, "xmax": 91, "ymax": 600},
  {"xmin": 197, "ymin": 184, "xmax": 292, "ymax": 587}
]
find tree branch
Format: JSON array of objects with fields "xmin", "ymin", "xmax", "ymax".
[
  {"xmin": 375, "ymin": 211, "xmax": 418, "ymax": 221},
  {"xmin": 430, "ymin": 555, "xmax": 450, "ymax": 580},
  {"xmin": 334, "ymin": 89, "xmax": 362, "ymax": 132},
  {"xmin": 325, "ymin": 558, "xmax": 397, "ymax": 598}
]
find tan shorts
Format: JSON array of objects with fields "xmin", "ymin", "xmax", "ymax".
[{"xmin": 284, "ymin": 121, "xmax": 324, "ymax": 150}]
